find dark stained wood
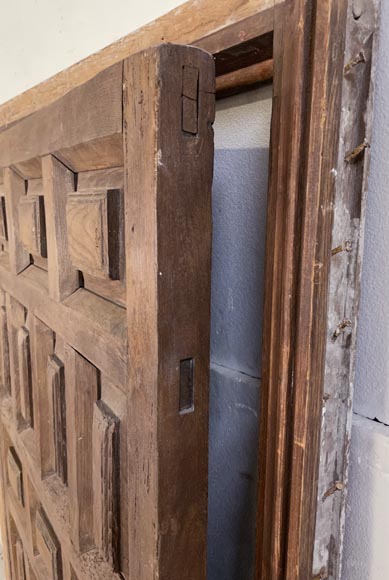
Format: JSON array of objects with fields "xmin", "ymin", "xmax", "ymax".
[
  {"xmin": 256, "ymin": 0, "xmax": 380, "ymax": 578},
  {"xmin": 64, "ymin": 346, "xmax": 99, "ymax": 554},
  {"xmin": 124, "ymin": 44, "xmax": 214, "ymax": 580},
  {"xmin": 216, "ymin": 60, "xmax": 273, "ymax": 99},
  {"xmin": 0, "ymin": 64, "xmax": 123, "ymax": 171},
  {"xmin": 31, "ymin": 317, "xmax": 55, "ymax": 479},
  {"xmin": 49, "ymin": 355, "xmax": 67, "ymax": 485}
]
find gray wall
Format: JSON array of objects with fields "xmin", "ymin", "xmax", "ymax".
[{"xmin": 208, "ymin": 86, "xmax": 272, "ymax": 580}]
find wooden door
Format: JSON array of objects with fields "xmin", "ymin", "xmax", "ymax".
[{"xmin": 0, "ymin": 44, "xmax": 214, "ymax": 580}]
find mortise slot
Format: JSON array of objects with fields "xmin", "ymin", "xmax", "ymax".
[{"xmin": 179, "ymin": 358, "xmax": 195, "ymax": 414}]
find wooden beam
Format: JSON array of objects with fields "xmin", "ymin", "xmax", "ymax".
[
  {"xmin": 216, "ymin": 60, "xmax": 273, "ymax": 98},
  {"xmin": 255, "ymin": 0, "xmax": 357, "ymax": 578},
  {"xmin": 124, "ymin": 44, "xmax": 214, "ymax": 580},
  {"xmin": 0, "ymin": 0, "xmax": 277, "ymax": 130},
  {"xmin": 0, "ymin": 63, "xmax": 123, "ymax": 170}
]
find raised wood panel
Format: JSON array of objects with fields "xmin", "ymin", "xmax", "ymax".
[
  {"xmin": 7, "ymin": 447, "xmax": 24, "ymax": 506},
  {"xmin": 18, "ymin": 195, "xmax": 47, "ymax": 258},
  {"xmin": 15, "ymin": 539, "xmax": 27, "ymax": 580},
  {"xmin": 66, "ymin": 190, "xmax": 123, "ymax": 280},
  {"xmin": 3, "ymin": 168, "xmax": 30, "ymax": 274},
  {"xmin": 48, "ymin": 355, "xmax": 67, "ymax": 484},
  {"xmin": 92, "ymin": 401, "xmax": 119, "ymax": 570},
  {"xmin": 17, "ymin": 327, "xmax": 33, "ymax": 427},
  {"xmin": 31, "ymin": 317, "xmax": 55, "ymax": 479},
  {"xmin": 35, "ymin": 507, "xmax": 62, "ymax": 580},
  {"xmin": 0, "ymin": 43, "xmax": 214, "ymax": 580},
  {"xmin": 0, "ymin": 291, "xmax": 11, "ymax": 398},
  {"xmin": 64, "ymin": 346, "xmax": 99, "ymax": 554}
]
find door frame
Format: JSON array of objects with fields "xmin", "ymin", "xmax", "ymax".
[{"xmin": 0, "ymin": 1, "xmax": 381, "ymax": 579}]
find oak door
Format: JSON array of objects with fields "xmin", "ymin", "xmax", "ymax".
[{"xmin": 0, "ymin": 44, "xmax": 214, "ymax": 580}]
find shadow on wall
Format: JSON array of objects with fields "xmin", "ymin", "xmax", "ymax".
[{"xmin": 208, "ymin": 147, "xmax": 269, "ymax": 580}]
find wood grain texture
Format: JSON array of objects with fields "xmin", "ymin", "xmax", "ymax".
[
  {"xmin": 0, "ymin": 63, "xmax": 123, "ymax": 170},
  {"xmin": 0, "ymin": 291, "xmax": 11, "ymax": 398},
  {"xmin": 42, "ymin": 155, "xmax": 79, "ymax": 302},
  {"xmin": 49, "ymin": 355, "xmax": 67, "ymax": 485},
  {"xmin": 257, "ymin": 0, "xmax": 344, "ymax": 577},
  {"xmin": 92, "ymin": 401, "xmax": 119, "ymax": 570},
  {"xmin": 18, "ymin": 196, "xmax": 47, "ymax": 258},
  {"xmin": 16, "ymin": 539, "xmax": 27, "ymax": 580},
  {"xmin": 64, "ymin": 346, "xmax": 99, "ymax": 554},
  {"xmin": 3, "ymin": 168, "xmax": 30, "ymax": 274},
  {"xmin": 6, "ymin": 295, "xmax": 27, "ymax": 430},
  {"xmin": 17, "ymin": 327, "xmax": 33, "ymax": 427},
  {"xmin": 312, "ymin": 1, "xmax": 381, "ymax": 578},
  {"xmin": 124, "ymin": 44, "xmax": 214, "ymax": 580},
  {"xmin": 31, "ymin": 317, "xmax": 55, "ymax": 479},
  {"xmin": 7, "ymin": 447, "xmax": 24, "ymax": 506},
  {"xmin": 66, "ymin": 190, "xmax": 123, "ymax": 280},
  {"xmin": 0, "ymin": 0, "xmax": 276, "ymax": 130},
  {"xmin": 35, "ymin": 507, "xmax": 62, "ymax": 580},
  {"xmin": 256, "ymin": 0, "xmax": 379, "ymax": 578}
]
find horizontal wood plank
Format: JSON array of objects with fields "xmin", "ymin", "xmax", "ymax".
[
  {"xmin": 0, "ymin": 63, "xmax": 123, "ymax": 169},
  {"xmin": 0, "ymin": 0, "xmax": 277, "ymax": 130}
]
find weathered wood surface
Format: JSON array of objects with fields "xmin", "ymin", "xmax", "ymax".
[
  {"xmin": 313, "ymin": 1, "xmax": 381, "ymax": 578},
  {"xmin": 124, "ymin": 44, "xmax": 214, "ymax": 580},
  {"xmin": 255, "ymin": 0, "xmax": 379, "ymax": 578},
  {"xmin": 0, "ymin": 43, "xmax": 214, "ymax": 580},
  {"xmin": 0, "ymin": 0, "xmax": 277, "ymax": 130}
]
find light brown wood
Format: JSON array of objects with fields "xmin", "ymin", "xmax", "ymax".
[
  {"xmin": 0, "ymin": 63, "xmax": 123, "ymax": 172},
  {"xmin": 92, "ymin": 401, "xmax": 119, "ymax": 570},
  {"xmin": 3, "ymin": 168, "xmax": 30, "ymax": 275},
  {"xmin": 31, "ymin": 317, "xmax": 55, "ymax": 479},
  {"xmin": 18, "ymin": 195, "xmax": 47, "ymax": 258},
  {"xmin": 0, "ymin": 290, "xmax": 11, "ymax": 398},
  {"xmin": 7, "ymin": 448, "xmax": 24, "ymax": 506},
  {"xmin": 17, "ymin": 327, "xmax": 33, "ymax": 427},
  {"xmin": 35, "ymin": 507, "xmax": 62, "ymax": 580},
  {"xmin": 42, "ymin": 155, "xmax": 79, "ymax": 302}
]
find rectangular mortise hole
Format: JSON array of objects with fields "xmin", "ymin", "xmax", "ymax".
[{"xmin": 179, "ymin": 358, "xmax": 194, "ymax": 414}]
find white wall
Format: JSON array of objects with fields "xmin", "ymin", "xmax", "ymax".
[
  {"xmin": 342, "ymin": 0, "xmax": 389, "ymax": 577},
  {"xmin": 0, "ymin": 0, "xmax": 183, "ymax": 105}
]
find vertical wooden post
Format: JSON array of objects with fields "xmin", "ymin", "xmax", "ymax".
[
  {"xmin": 123, "ymin": 44, "xmax": 214, "ymax": 580},
  {"xmin": 255, "ymin": 0, "xmax": 354, "ymax": 577},
  {"xmin": 42, "ymin": 155, "xmax": 79, "ymax": 301}
]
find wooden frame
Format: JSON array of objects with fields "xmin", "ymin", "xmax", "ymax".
[{"xmin": 0, "ymin": 0, "xmax": 381, "ymax": 579}]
